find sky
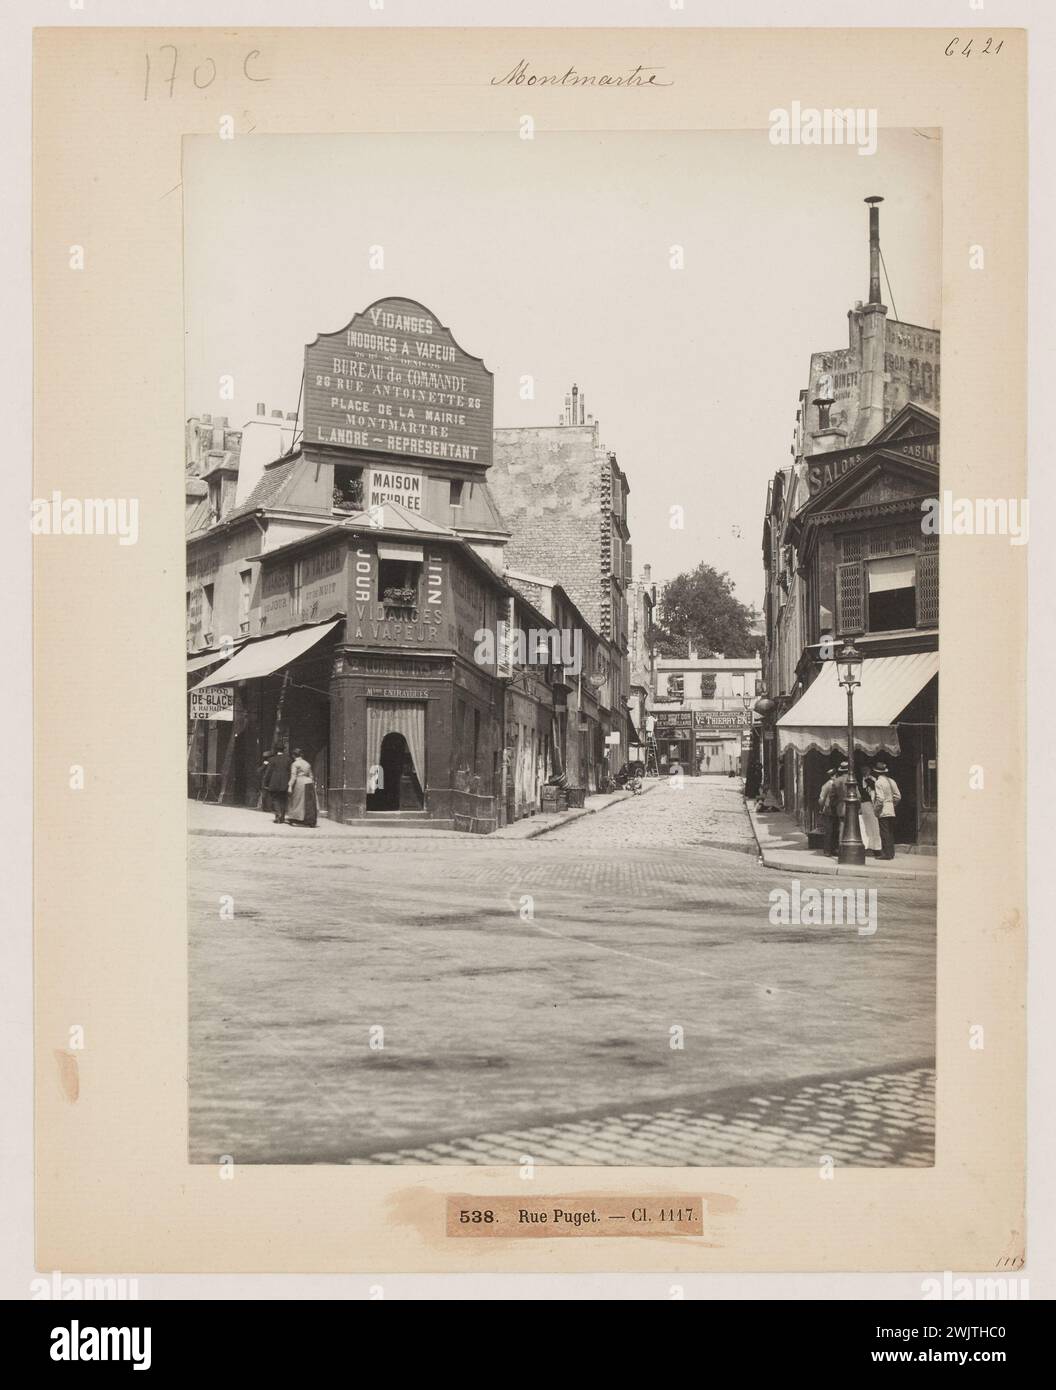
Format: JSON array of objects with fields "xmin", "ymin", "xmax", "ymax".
[{"xmin": 183, "ymin": 129, "xmax": 940, "ymax": 608}]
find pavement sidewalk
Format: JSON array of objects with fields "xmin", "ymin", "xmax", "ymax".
[
  {"xmin": 187, "ymin": 800, "xmax": 464, "ymax": 840},
  {"xmin": 746, "ymin": 801, "xmax": 937, "ymax": 881},
  {"xmin": 489, "ymin": 780, "xmax": 657, "ymax": 839},
  {"xmin": 188, "ymin": 781, "xmax": 653, "ymax": 841}
]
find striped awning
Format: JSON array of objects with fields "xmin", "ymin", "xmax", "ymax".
[
  {"xmin": 191, "ymin": 619, "xmax": 341, "ymax": 689},
  {"xmin": 776, "ymin": 651, "xmax": 938, "ymax": 757}
]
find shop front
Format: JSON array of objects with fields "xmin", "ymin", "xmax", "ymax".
[
  {"xmin": 189, "ymin": 620, "xmax": 340, "ymax": 808},
  {"xmin": 653, "ymin": 712, "xmax": 694, "ymax": 774},
  {"xmin": 776, "ymin": 651, "xmax": 938, "ymax": 846},
  {"xmin": 328, "ymin": 650, "xmax": 502, "ymax": 832}
]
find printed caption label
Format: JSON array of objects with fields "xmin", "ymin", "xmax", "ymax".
[{"xmin": 446, "ymin": 1195, "xmax": 703, "ymax": 1238}]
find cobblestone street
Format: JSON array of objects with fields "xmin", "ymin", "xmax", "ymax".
[{"xmin": 189, "ymin": 779, "xmax": 936, "ymax": 1166}]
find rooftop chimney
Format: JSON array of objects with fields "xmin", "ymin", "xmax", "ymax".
[{"xmin": 866, "ymin": 195, "xmax": 884, "ymax": 305}]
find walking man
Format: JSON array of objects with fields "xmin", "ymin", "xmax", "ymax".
[
  {"xmin": 872, "ymin": 760, "xmax": 901, "ymax": 859},
  {"xmin": 265, "ymin": 744, "xmax": 293, "ymax": 823}
]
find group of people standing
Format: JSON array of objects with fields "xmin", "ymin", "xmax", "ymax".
[
  {"xmin": 818, "ymin": 759, "xmax": 901, "ymax": 860},
  {"xmin": 259, "ymin": 746, "xmax": 317, "ymax": 827}
]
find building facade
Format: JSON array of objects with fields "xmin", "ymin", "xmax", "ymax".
[
  {"xmin": 186, "ymin": 301, "xmax": 634, "ymax": 830},
  {"xmin": 489, "ymin": 387, "xmax": 634, "ymax": 763},
  {"xmin": 758, "ymin": 200, "xmax": 940, "ymax": 848},
  {"xmin": 648, "ymin": 654, "xmax": 761, "ymax": 775}
]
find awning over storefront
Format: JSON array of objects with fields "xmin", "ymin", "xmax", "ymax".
[
  {"xmin": 186, "ymin": 645, "xmax": 243, "ymax": 675},
  {"xmin": 776, "ymin": 651, "xmax": 938, "ymax": 758},
  {"xmin": 191, "ymin": 619, "xmax": 342, "ymax": 689}
]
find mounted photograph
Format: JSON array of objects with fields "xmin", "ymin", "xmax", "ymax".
[{"xmin": 183, "ymin": 129, "xmax": 941, "ymax": 1167}]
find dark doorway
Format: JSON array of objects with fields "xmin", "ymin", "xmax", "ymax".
[{"xmin": 367, "ymin": 731, "xmax": 424, "ymax": 812}]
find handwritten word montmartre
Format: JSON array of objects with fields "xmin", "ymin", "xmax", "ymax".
[{"xmin": 491, "ymin": 60, "xmax": 673, "ymax": 88}]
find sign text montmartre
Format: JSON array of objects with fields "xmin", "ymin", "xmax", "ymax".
[{"xmin": 304, "ymin": 297, "xmax": 494, "ymax": 469}]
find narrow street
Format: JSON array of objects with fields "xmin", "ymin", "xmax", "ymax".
[{"xmin": 189, "ymin": 779, "xmax": 935, "ymax": 1166}]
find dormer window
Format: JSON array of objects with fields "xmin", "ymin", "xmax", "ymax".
[{"xmin": 333, "ymin": 465, "xmax": 364, "ymax": 513}]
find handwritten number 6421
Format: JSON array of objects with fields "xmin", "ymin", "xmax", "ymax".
[
  {"xmin": 144, "ymin": 46, "xmax": 269, "ymax": 99},
  {"xmin": 945, "ymin": 37, "xmax": 1005, "ymax": 57}
]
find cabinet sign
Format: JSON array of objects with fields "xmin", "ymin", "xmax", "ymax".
[
  {"xmin": 304, "ymin": 297, "xmax": 494, "ymax": 467},
  {"xmin": 191, "ymin": 686, "xmax": 234, "ymax": 721}
]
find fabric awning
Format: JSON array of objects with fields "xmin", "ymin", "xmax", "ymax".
[
  {"xmin": 777, "ymin": 651, "xmax": 938, "ymax": 757},
  {"xmin": 186, "ymin": 645, "xmax": 243, "ymax": 674},
  {"xmin": 191, "ymin": 619, "xmax": 341, "ymax": 689}
]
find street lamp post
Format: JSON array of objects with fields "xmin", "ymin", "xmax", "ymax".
[
  {"xmin": 836, "ymin": 642, "xmax": 866, "ymax": 866},
  {"xmin": 740, "ymin": 691, "xmax": 754, "ymax": 778}
]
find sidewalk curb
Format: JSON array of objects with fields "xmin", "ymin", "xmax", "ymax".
[
  {"xmin": 514, "ymin": 779, "xmax": 658, "ymax": 840},
  {"xmin": 743, "ymin": 801, "xmax": 934, "ymax": 882}
]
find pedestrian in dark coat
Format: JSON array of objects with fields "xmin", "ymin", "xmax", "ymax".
[
  {"xmin": 265, "ymin": 745, "xmax": 293, "ymax": 823},
  {"xmin": 257, "ymin": 750, "xmax": 274, "ymax": 814},
  {"xmin": 818, "ymin": 768, "xmax": 837, "ymax": 855}
]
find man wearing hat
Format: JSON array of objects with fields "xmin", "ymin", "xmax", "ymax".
[{"xmin": 872, "ymin": 760, "xmax": 902, "ymax": 859}]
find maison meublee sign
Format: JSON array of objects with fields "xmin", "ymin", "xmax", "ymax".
[{"xmin": 304, "ymin": 297, "xmax": 494, "ymax": 468}]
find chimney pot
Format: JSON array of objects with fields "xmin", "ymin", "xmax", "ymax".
[
  {"xmin": 271, "ymin": 409, "xmax": 283, "ymax": 418},
  {"xmin": 256, "ymin": 402, "xmax": 266, "ymax": 416}
]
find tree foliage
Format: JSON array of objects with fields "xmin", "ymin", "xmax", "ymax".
[{"xmin": 649, "ymin": 564, "xmax": 760, "ymax": 659}]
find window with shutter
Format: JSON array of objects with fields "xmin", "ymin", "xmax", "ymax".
[
  {"xmin": 916, "ymin": 550, "xmax": 939, "ymax": 627},
  {"xmin": 835, "ymin": 561, "xmax": 864, "ymax": 635}
]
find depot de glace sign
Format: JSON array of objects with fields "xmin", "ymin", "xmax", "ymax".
[{"xmin": 304, "ymin": 297, "xmax": 495, "ymax": 470}]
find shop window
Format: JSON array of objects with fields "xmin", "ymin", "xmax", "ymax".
[
  {"xmin": 867, "ymin": 555, "xmax": 916, "ymax": 632},
  {"xmin": 378, "ymin": 557, "xmax": 421, "ymax": 608},
  {"xmin": 332, "ymin": 465, "xmax": 364, "ymax": 513}
]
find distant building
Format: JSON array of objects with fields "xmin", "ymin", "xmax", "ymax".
[
  {"xmin": 625, "ymin": 563, "xmax": 658, "ymax": 751},
  {"xmin": 648, "ymin": 652, "xmax": 761, "ymax": 776},
  {"xmin": 489, "ymin": 385, "xmax": 634, "ymax": 761}
]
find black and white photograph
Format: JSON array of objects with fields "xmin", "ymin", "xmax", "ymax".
[{"xmin": 184, "ymin": 128, "xmax": 941, "ymax": 1168}]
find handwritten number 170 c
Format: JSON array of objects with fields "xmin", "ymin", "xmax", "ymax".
[{"xmin": 143, "ymin": 46, "xmax": 269, "ymax": 99}]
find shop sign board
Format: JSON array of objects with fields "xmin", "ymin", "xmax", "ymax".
[
  {"xmin": 304, "ymin": 297, "xmax": 494, "ymax": 466},
  {"xmin": 190, "ymin": 686, "xmax": 234, "ymax": 721}
]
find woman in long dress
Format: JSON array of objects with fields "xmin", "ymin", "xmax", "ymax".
[
  {"xmin": 858, "ymin": 771, "xmax": 883, "ymax": 854},
  {"xmin": 286, "ymin": 748, "xmax": 318, "ymax": 827}
]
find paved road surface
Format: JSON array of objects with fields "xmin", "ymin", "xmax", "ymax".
[{"xmin": 189, "ymin": 779, "xmax": 935, "ymax": 1165}]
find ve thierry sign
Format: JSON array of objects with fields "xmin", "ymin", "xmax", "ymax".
[{"xmin": 304, "ymin": 297, "xmax": 494, "ymax": 469}]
